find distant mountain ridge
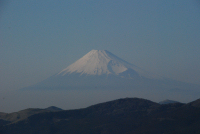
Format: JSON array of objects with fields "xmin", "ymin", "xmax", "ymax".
[{"xmin": 1, "ymin": 97, "xmax": 200, "ymax": 134}]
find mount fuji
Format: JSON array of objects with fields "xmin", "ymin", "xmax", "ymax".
[
  {"xmin": 21, "ymin": 50, "xmax": 200, "ymax": 99},
  {"xmin": 58, "ymin": 50, "xmax": 160, "ymax": 79}
]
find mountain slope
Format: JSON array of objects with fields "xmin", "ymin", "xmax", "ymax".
[
  {"xmin": 187, "ymin": 98, "xmax": 200, "ymax": 108},
  {"xmin": 159, "ymin": 99, "xmax": 181, "ymax": 104}
]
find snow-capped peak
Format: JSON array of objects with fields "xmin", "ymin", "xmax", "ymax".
[{"xmin": 58, "ymin": 50, "xmax": 161, "ymax": 79}]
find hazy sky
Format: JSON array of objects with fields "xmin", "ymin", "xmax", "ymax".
[{"xmin": 1, "ymin": 0, "xmax": 200, "ymax": 92}]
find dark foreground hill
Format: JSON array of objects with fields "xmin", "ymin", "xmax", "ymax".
[
  {"xmin": 0, "ymin": 106, "xmax": 63, "ymax": 124},
  {"xmin": 1, "ymin": 98, "xmax": 200, "ymax": 134}
]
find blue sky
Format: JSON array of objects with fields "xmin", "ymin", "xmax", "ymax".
[{"xmin": 1, "ymin": 0, "xmax": 200, "ymax": 92}]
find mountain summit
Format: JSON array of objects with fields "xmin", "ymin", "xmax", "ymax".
[
  {"xmin": 58, "ymin": 50, "xmax": 160, "ymax": 79},
  {"xmin": 59, "ymin": 50, "xmax": 139, "ymax": 76}
]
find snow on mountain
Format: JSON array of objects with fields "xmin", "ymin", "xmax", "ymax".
[
  {"xmin": 20, "ymin": 49, "xmax": 200, "ymax": 102},
  {"xmin": 58, "ymin": 50, "xmax": 161, "ymax": 79}
]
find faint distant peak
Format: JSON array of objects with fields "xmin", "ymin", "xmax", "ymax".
[{"xmin": 45, "ymin": 106, "xmax": 63, "ymax": 111}]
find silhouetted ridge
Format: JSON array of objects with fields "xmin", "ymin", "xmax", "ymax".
[{"xmin": 1, "ymin": 98, "xmax": 200, "ymax": 134}]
